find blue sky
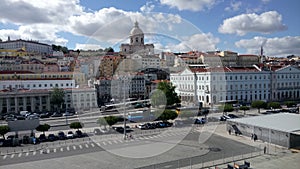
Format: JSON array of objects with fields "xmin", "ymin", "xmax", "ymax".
[{"xmin": 0, "ymin": 0, "xmax": 299, "ymax": 57}]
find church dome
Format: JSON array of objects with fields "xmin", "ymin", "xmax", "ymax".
[{"xmin": 130, "ymin": 21, "xmax": 143, "ymax": 36}]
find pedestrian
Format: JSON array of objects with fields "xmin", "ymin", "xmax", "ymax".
[
  {"xmin": 228, "ymin": 129, "xmax": 231, "ymax": 135},
  {"xmin": 251, "ymin": 134, "xmax": 253, "ymax": 140},
  {"xmin": 254, "ymin": 134, "xmax": 257, "ymax": 141},
  {"xmin": 264, "ymin": 146, "xmax": 267, "ymax": 154}
]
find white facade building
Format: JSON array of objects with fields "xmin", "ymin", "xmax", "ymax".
[
  {"xmin": 0, "ymin": 39, "xmax": 52, "ymax": 55},
  {"xmin": 0, "ymin": 79, "xmax": 76, "ymax": 90},
  {"xmin": 170, "ymin": 65, "xmax": 300, "ymax": 107}
]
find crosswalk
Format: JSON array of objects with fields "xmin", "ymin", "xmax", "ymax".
[{"xmin": 1, "ymin": 128, "xmax": 194, "ymax": 161}]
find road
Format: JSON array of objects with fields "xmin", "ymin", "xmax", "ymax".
[{"xmin": 0, "ymin": 124, "xmax": 260, "ymax": 169}]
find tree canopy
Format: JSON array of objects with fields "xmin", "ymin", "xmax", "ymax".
[
  {"xmin": 50, "ymin": 87, "xmax": 65, "ymax": 111},
  {"xmin": 97, "ymin": 116, "xmax": 119, "ymax": 126},
  {"xmin": 284, "ymin": 101, "xmax": 296, "ymax": 108},
  {"xmin": 0, "ymin": 125, "xmax": 10, "ymax": 139},
  {"xmin": 69, "ymin": 122, "xmax": 83, "ymax": 131},
  {"xmin": 155, "ymin": 110, "xmax": 178, "ymax": 121},
  {"xmin": 152, "ymin": 81, "xmax": 180, "ymax": 106},
  {"xmin": 219, "ymin": 104, "xmax": 234, "ymax": 115},
  {"xmin": 251, "ymin": 100, "xmax": 267, "ymax": 113},
  {"xmin": 267, "ymin": 102, "xmax": 281, "ymax": 109},
  {"xmin": 239, "ymin": 106, "xmax": 250, "ymax": 115},
  {"xmin": 35, "ymin": 124, "xmax": 51, "ymax": 135}
]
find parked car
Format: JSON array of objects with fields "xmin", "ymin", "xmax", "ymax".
[
  {"xmin": 75, "ymin": 130, "xmax": 84, "ymax": 138},
  {"xmin": 227, "ymin": 114, "xmax": 239, "ymax": 119},
  {"xmin": 51, "ymin": 112, "xmax": 62, "ymax": 117},
  {"xmin": 63, "ymin": 112, "xmax": 74, "ymax": 116},
  {"xmin": 48, "ymin": 134, "xmax": 57, "ymax": 141},
  {"xmin": 138, "ymin": 123, "xmax": 148, "ymax": 130},
  {"xmin": 39, "ymin": 134, "xmax": 47, "ymax": 142},
  {"xmin": 94, "ymin": 128, "xmax": 102, "ymax": 135},
  {"xmin": 40, "ymin": 112, "xmax": 51, "ymax": 118},
  {"xmin": 195, "ymin": 117, "xmax": 206, "ymax": 124},
  {"xmin": 26, "ymin": 113, "xmax": 39, "ymax": 120},
  {"xmin": 5, "ymin": 115, "xmax": 16, "ymax": 121},
  {"xmin": 220, "ymin": 115, "xmax": 231, "ymax": 121},
  {"xmin": 16, "ymin": 115, "xmax": 25, "ymax": 120},
  {"xmin": 66, "ymin": 131, "xmax": 74, "ymax": 139},
  {"xmin": 57, "ymin": 131, "xmax": 66, "ymax": 140}
]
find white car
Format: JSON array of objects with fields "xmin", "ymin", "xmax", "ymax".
[{"xmin": 67, "ymin": 131, "xmax": 74, "ymax": 139}]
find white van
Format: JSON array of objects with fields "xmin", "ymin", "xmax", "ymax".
[{"xmin": 20, "ymin": 111, "xmax": 29, "ymax": 116}]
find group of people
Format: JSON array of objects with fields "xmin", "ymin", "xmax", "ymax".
[{"xmin": 251, "ymin": 133, "xmax": 258, "ymax": 141}]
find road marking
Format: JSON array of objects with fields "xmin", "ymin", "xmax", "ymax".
[
  {"xmin": 33, "ymin": 151, "xmax": 36, "ymax": 156},
  {"xmin": 103, "ymin": 141, "xmax": 107, "ymax": 146},
  {"xmin": 3, "ymin": 155, "xmax": 7, "ymax": 160},
  {"xmin": 73, "ymin": 145, "xmax": 76, "ymax": 150},
  {"xmin": 79, "ymin": 145, "xmax": 83, "ymax": 149},
  {"xmin": 18, "ymin": 153, "xmax": 22, "ymax": 157},
  {"xmin": 114, "ymin": 140, "xmax": 118, "ymax": 144},
  {"xmin": 40, "ymin": 150, "xmax": 43, "ymax": 154},
  {"xmin": 10, "ymin": 154, "xmax": 14, "ymax": 158},
  {"xmin": 96, "ymin": 143, "xmax": 101, "ymax": 146},
  {"xmin": 91, "ymin": 143, "xmax": 95, "ymax": 147},
  {"xmin": 85, "ymin": 144, "xmax": 89, "ymax": 148},
  {"xmin": 108, "ymin": 141, "xmax": 112, "ymax": 145},
  {"xmin": 53, "ymin": 148, "xmax": 56, "ymax": 153},
  {"xmin": 118, "ymin": 140, "xmax": 123, "ymax": 143},
  {"xmin": 25, "ymin": 152, "xmax": 29, "ymax": 156},
  {"xmin": 60, "ymin": 147, "xmax": 63, "ymax": 152},
  {"xmin": 67, "ymin": 146, "xmax": 70, "ymax": 151}
]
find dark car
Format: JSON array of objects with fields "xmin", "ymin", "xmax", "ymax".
[
  {"xmin": 195, "ymin": 117, "xmax": 206, "ymax": 124},
  {"xmin": 16, "ymin": 115, "xmax": 25, "ymax": 120},
  {"xmin": 146, "ymin": 123, "xmax": 156, "ymax": 129},
  {"xmin": 220, "ymin": 115, "xmax": 230, "ymax": 121},
  {"xmin": 57, "ymin": 131, "xmax": 66, "ymax": 140},
  {"xmin": 75, "ymin": 130, "xmax": 84, "ymax": 138},
  {"xmin": 39, "ymin": 134, "xmax": 47, "ymax": 142},
  {"xmin": 51, "ymin": 113, "xmax": 62, "ymax": 117},
  {"xmin": 48, "ymin": 134, "xmax": 57, "ymax": 141},
  {"xmin": 40, "ymin": 113, "xmax": 50, "ymax": 118},
  {"xmin": 227, "ymin": 114, "xmax": 239, "ymax": 119},
  {"xmin": 94, "ymin": 129, "xmax": 102, "ymax": 135}
]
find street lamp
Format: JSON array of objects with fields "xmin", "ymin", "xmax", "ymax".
[{"xmin": 120, "ymin": 75, "xmax": 129, "ymax": 140}]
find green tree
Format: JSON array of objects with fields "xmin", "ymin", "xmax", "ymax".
[
  {"xmin": 69, "ymin": 122, "xmax": 83, "ymax": 131},
  {"xmin": 155, "ymin": 110, "xmax": 178, "ymax": 122},
  {"xmin": 98, "ymin": 116, "xmax": 118, "ymax": 126},
  {"xmin": 239, "ymin": 106, "xmax": 250, "ymax": 115},
  {"xmin": 104, "ymin": 47, "xmax": 114, "ymax": 53},
  {"xmin": 154, "ymin": 81, "xmax": 180, "ymax": 106},
  {"xmin": 219, "ymin": 104, "xmax": 234, "ymax": 115},
  {"xmin": 267, "ymin": 102, "xmax": 281, "ymax": 109},
  {"xmin": 251, "ymin": 100, "xmax": 267, "ymax": 113},
  {"xmin": 284, "ymin": 101, "xmax": 296, "ymax": 108},
  {"xmin": 0, "ymin": 125, "xmax": 10, "ymax": 139},
  {"xmin": 36, "ymin": 124, "xmax": 51, "ymax": 135},
  {"xmin": 50, "ymin": 87, "xmax": 65, "ymax": 112}
]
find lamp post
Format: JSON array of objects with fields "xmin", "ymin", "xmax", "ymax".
[{"xmin": 121, "ymin": 75, "xmax": 129, "ymax": 140}]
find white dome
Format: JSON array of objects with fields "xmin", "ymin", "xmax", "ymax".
[{"xmin": 130, "ymin": 21, "xmax": 143, "ymax": 36}]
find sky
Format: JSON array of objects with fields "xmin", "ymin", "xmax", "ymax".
[{"xmin": 0, "ymin": 0, "xmax": 299, "ymax": 57}]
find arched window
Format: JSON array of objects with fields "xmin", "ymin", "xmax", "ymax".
[{"xmin": 135, "ymin": 37, "xmax": 138, "ymax": 42}]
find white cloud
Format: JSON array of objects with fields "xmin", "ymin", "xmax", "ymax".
[
  {"xmin": 225, "ymin": 1, "xmax": 242, "ymax": 12},
  {"xmin": 156, "ymin": 33, "xmax": 220, "ymax": 52},
  {"xmin": 218, "ymin": 11, "xmax": 287, "ymax": 36},
  {"xmin": 160, "ymin": 0, "xmax": 216, "ymax": 11},
  {"xmin": 235, "ymin": 36, "xmax": 300, "ymax": 56},
  {"xmin": 0, "ymin": 0, "xmax": 83, "ymax": 25},
  {"xmin": 0, "ymin": 24, "xmax": 68, "ymax": 46},
  {"xmin": 75, "ymin": 43, "xmax": 103, "ymax": 50},
  {"xmin": 140, "ymin": 2, "xmax": 155, "ymax": 13},
  {"xmin": 67, "ymin": 7, "xmax": 183, "ymax": 45}
]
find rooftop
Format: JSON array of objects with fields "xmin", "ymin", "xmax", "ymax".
[{"xmin": 228, "ymin": 113, "xmax": 300, "ymax": 133}]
